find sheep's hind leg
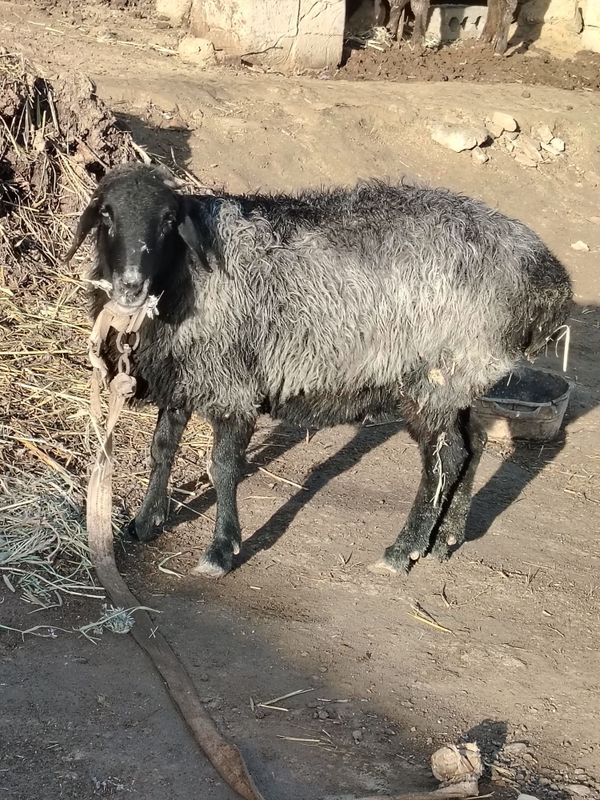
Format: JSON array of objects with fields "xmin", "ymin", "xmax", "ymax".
[
  {"xmin": 381, "ymin": 413, "xmax": 469, "ymax": 573},
  {"xmin": 193, "ymin": 415, "xmax": 255, "ymax": 577},
  {"xmin": 430, "ymin": 409, "xmax": 486, "ymax": 561},
  {"xmin": 128, "ymin": 407, "xmax": 191, "ymax": 542}
]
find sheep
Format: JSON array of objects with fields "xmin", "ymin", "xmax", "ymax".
[
  {"xmin": 66, "ymin": 163, "xmax": 572, "ymax": 577},
  {"xmin": 378, "ymin": 0, "xmax": 519, "ymax": 54}
]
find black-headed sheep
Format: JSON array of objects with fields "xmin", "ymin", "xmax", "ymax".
[{"xmin": 67, "ymin": 163, "xmax": 572, "ymax": 576}]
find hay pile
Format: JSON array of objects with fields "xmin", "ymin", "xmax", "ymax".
[{"xmin": 0, "ymin": 51, "xmax": 210, "ymax": 612}]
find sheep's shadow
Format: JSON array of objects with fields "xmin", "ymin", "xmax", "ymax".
[{"xmin": 170, "ymin": 305, "xmax": 598, "ymax": 568}]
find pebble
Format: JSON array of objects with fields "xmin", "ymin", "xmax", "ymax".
[
  {"xmin": 352, "ymin": 729, "xmax": 363, "ymax": 743},
  {"xmin": 565, "ymin": 785, "xmax": 593, "ymax": 797},
  {"xmin": 571, "ymin": 240, "xmax": 590, "ymax": 251},
  {"xmin": 472, "ymin": 146, "xmax": 489, "ymax": 165},
  {"xmin": 549, "ymin": 136, "xmax": 566, "ymax": 153},
  {"xmin": 522, "ymin": 90, "xmax": 531, "ymax": 98},
  {"xmin": 503, "ymin": 742, "xmax": 529, "ymax": 755},
  {"xmin": 431, "ymin": 124, "xmax": 484, "ymax": 152},
  {"xmin": 317, "ymin": 709, "xmax": 330, "ymax": 720},
  {"xmin": 517, "ymin": 794, "xmax": 540, "ymax": 800}
]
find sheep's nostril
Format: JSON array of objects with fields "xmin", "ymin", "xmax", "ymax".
[{"xmin": 122, "ymin": 279, "xmax": 142, "ymax": 292}]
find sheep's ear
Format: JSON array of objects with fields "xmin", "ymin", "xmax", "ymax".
[
  {"xmin": 177, "ymin": 198, "xmax": 215, "ymax": 272},
  {"xmin": 64, "ymin": 195, "xmax": 101, "ymax": 262}
]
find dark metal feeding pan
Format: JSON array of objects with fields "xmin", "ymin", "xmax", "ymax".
[{"xmin": 472, "ymin": 366, "xmax": 571, "ymax": 443}]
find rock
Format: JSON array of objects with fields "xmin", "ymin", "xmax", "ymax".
[
  {"xmin": 352, "ymin": 729, "xmax": 363, "ymax": 743},
  {"xmin": 472, "ymin": 146, "xmax": 489, "ymax": 165},
  {"xmin": 503, "ymin": 742, "xmax": 529, "ymax": 755},
  {"xmin": 571, "ymin": 240, "xmax": 590, "ymax": 251},
  {"xmin": 487, "ymin": 118, "xmax": 505, "ymax": 139},
  {"xmin": 589, "ymin": 216, "xmax": 600, "ymax": 225},
  {"xmin": 157, "ymin": 0, "xmax": 192, "ymax": 25},
  {"xmin": 514, "ymin": 150, "xmax": 538, "ymax": 168},
  {"xmin": 517, "ymin": 135, "xmax": 542, "ymax": 162},
  {"xmin": 535, "ymin": 124, "xmax": 554, "ymax": 144},
  {"xmin": 504, "ymin": 130, "xmax": 519, "ymax": 140},
  {"xmin": 549, "ymin": 136, "xmax": 566, "ymax": 153},
  {"xmin": 505, "ymin": 140, "xmax": 515, "ymax": 153},
  {"xmin": 491, "ymin": 111, "xmax": 519, "ymax": 133},
  {"xmin": 178, "ymin": 35, "xmax": 216, "ymax": 66},
  {"xmin": 565, "ymin": 785, "xmax": 593, "ymax": 797},
  {"xmin": 431, "ymin": 124, "xmax": 486, "ymax": 152},
  {"xmin": 517, "ymin": 794, "xmax": 540, "ymax": 800},
  {"xmin": 541, "ymin": 141, "xmax": 559, "ymax": 156}
]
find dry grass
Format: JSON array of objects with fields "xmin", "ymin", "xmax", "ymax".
[{"xmin": 0, "ymin": 51, "xmax": 211, "ymax": 610}]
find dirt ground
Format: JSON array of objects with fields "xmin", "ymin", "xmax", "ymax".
[{"xmin": 1, "ymin": 2, "xmax": 600, "ymax": 799}]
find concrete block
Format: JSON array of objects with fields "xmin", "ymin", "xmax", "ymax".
[
  {"xmin": 426, "ymin": 4, "xmax": 488, "ymax": 42},
  {"xmin": 188, "ymin": 0, "xmax": 345, "ymax": 71},
  {"xmin": 581, "ymin": 0, "xmax": 600, "ymax": 27},
  {"xmin": 581, "ymin": 26, "xmax": 600, "ymax": 51}
]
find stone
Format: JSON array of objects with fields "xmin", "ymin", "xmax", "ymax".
[
  {"xmin": 549, "ymin": 136, "xmax": 566, "ymax": 152},
  {"xmin": 505, "ymin": 130, "xmax": 520, "ymax": 140},
  {"xmin": 491, "ymin": 111, "xmax": 519, "ymax": 133},
  {"xmin": 487, "ymin": 118, "xmax": 505, "ymax": 138},
  {"xmin": 431, "ymin": 124, "xmax": 483, "ymax": 152},
  {"xmin": 514, "ymin": 150, "xmax": 538, "ymax": 168},
  {"xmin": 156, "ymin": 0, "xmax": 192, "ymax": 25},
  {"xmin": 503, "ymin": 742, "xmax": 529, "ymax": 755},
  {"xmin": 178, "ymin": 36, "xmax": 217, "ymax": 66},
  {"xmin": 517, "ymin": 794, "xmax": 540, "ymax": 800},
  {"xmin": 516, "ymin": 135, "xmax": 543, "ymax": 162},
  {"xmin": 472, "ymin": 146, "xmax": 489, "ymax": 164},
  {"xmin": 534, "ymin": 124, "xmax": 554, "ymax": 144},
  {"xmin": 571, "ymin": 241, "xmax": 590, "ymax": 251},
  {"xmin": 565, "ymin": 785, "xmax": 593, "ymax": 797}
]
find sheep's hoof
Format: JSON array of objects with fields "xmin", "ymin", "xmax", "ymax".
[
  {"xmin": 430, "ymin": 533, "xmax": 459, "ymax": 562},
  {"xmin": 192, "ymin": 548, "xmax": 233, "ymax": 578},
  {"xmin": 380, "ymin": 544, "xmax": 419, "ymax": 574},
  {"xmin": 125, "ymin": 516, "xmax": 162, "ymax": 543}
]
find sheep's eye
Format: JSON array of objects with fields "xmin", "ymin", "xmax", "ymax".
[{"xmin": 100, "ymin": 206, "xmax": 113, "ymax": 225}]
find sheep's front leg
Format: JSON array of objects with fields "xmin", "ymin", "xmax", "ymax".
[
  {"xmin": 389, "ymin": 0, "xmax": 410, "ymax": 39},
  {"xmin": 128, "ymin": 407, "xmax": 191, "ymax": 542},
  {"xmin": 431, "ymin": 412, "xmax": 486, "ymax": 561},
  {"xmin": 382, "ymin": 420, "xmax": 468, "ymax": 572},
  {"xmin": 194, "ymin": 416, "xmax": 255, "ymax": 577},
  {"xmin": 410, "ymin": 0, "xmax": 431, "ymax": 44}
]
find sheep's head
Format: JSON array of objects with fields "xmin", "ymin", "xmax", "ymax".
[{"xmin": 66, "ymin": 162, "xmax": 200, "ymax": 313}]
